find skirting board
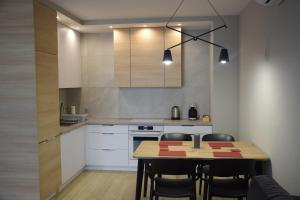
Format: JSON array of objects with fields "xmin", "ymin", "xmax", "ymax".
[{"xmin": 85, "ymin": 165, "xmax": 137, "ymax": 172}]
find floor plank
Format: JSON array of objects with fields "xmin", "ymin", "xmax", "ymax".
[{"xmin": 53, "ymin": 171, "xmax": 234, "ymax": 200}]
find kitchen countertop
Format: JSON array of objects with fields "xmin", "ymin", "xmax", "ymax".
[{"xmin": 60, "ymin": 118, "xmax": 212, "ymax": 134}]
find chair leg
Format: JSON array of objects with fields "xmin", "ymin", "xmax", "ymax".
[
  {"xmin": 199, "ymin": 175, "xmax": 203, "ymax": 194},
  {"xmin": 143, "ymin": 171, "xmax": 148, "ymax": 197},
  {"xmin": 155, "ymin": 195, "xmax": 159, "ymax": 200},
  {"xmin": 203, "ymin": 181, "xmax": 208, "ymax": 200}
]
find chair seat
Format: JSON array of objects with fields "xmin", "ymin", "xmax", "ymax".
[
  {"xmin": 210, "ymin": 178, "xmax": 248, "ymax": 198},
  {"xmin": 154, "ymin": 177, "xmax": 195, "ymax": 197}
]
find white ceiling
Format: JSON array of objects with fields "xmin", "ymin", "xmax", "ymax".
[{"xmin": 50, "ymin": 0, "xmax": 251, "ymax": 21}]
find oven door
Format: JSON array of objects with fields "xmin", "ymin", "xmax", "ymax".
[{"xmin": 129, "ymin": 133, "xmax": 160, "ymax": 160}]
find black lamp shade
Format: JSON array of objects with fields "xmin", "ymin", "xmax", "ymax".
[
  {"xmin": 163, "ymin": 49, "xmax": 173, "ymax": 65},
  {"xmin": 219, "ymin": 48, "xmax": 229, "ymax": 64}
]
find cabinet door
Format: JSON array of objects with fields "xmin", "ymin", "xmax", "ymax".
[
  {"xmin": 34, "ymin": 0, "xmax": 57, "ymax": 55},
  {"xmin": 39, "ymin": 137, "xmax": 61, "ymax": 200},
  {"xmin": 164, "ymin": 27, "xmax": 182, "ymax": 87},
  {"xmin": 57, "ymin": 23, "xmax": 81, "ymax": 88},
  {"xmin": 131, "ymin": 27, "xmax": 164, "ymax": 87},
  {"xmin": 36, "ymin": 51, "xmax": 60, "ymax": 142},
  {"xmin": 61, "ymin": 127, "xmax": 85, "ymax": 185},
  {"xmin": 113, "ymin": 29, "xmax": 131, "ymax": 87}
]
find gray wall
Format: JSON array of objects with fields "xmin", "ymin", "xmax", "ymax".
[
  {"xmin": 239, "ymin": 0, "xmax": 300, "ymax": 195},
  {"xmin": 0, "ymin": 0, "xmax": 40, "ymax": 199},
  {"xmin": 80, "ymin": 30, "xmax": 211, "ymax": 119},
  {"xmin": 211, "ymin": 16, "xmax": 240, "ymax": 137}
]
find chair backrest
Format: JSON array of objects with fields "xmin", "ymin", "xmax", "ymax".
[
  {"xmin": 161, "ymin": 133, "xmax": 192, "ymax": 141},
  {"xmin": 150, "ymin": 159, "xmax": 197, "ymax": 176},
  {"xmin": 202, "ymin": 133, "xmax": 235, "ymax": 141},
  {"xmin": 208, "ymin": 159, "xmax": 255, "ymax": 178}
]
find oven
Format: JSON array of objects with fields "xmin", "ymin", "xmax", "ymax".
[{"xmin": 129, "ymin": 125, "xmax": 163, "ymax": 161}]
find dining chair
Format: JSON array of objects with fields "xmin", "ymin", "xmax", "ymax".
[
  {"xmin": 143, "ymin": 133, "xmax": 192, "ymax": 197},
  {"xmin": 203, "ymin": 159, "xmax": 255, "ymax": 200},
  {"xmin": 198, "ymin": 133, "xmax": 235, "ymax": 195},
  {"xmin": 148, "ymin": 159, "xmax": 198, "ymax": 200}
]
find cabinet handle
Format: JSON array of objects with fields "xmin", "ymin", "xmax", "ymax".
[
  {"xmin": 181, "ymin": 125, "xmax": 195, "ymax": 126},
  {"xmin": 102, "ymin": 124, "xmax": 114, "ymax": 126},
  {"xmin": 101, "ymin": 133, "xmax": 114, "ymax": 135},
  {"xmin": 101, "ymin": 149, "xmax": 115, "ymax": 151}
]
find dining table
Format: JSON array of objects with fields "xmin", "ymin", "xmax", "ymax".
[{"xmin": 133, "ymin": 141, "xmax": 269, "ymax": 200}]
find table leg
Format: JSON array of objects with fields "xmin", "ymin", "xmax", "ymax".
[{"xmin": 135, "ymin": 159, "xmax": 144, "ymax": 200}]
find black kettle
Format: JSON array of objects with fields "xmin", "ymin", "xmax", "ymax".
[{"xmin": 188, "ymin": 104, "xmax": 198, "ymax": 120}]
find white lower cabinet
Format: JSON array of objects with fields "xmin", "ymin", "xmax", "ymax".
[
  {"xmin": 61, "ymin": 126, "xmax": 85, "ymax": 185},
  {"xmin": 85, "ymin": 125, "xmax": 129, "ymax": 169},
  {"xmin": 86, "ymin": 149, "xmax": 128, "ymax": 166}
]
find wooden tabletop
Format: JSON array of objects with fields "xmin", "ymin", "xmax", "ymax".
[{"xmin": 133, "ymin": 141, "xmax": 269, "ymax": 160}]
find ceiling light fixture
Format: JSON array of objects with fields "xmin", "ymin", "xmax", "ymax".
[
  {"xmin": 163, "ymin": 0, "xmax": 229, "ymax": 65},
  {"xmin": 143, "ymin": 25, "xmax": 147, "ymax": 27},
  {"xmin": 109, "ymin": 25, "xmax": 113, "ymax": 29},
  {"xmin": 177, "ymin": 23, "xmax": 181, "ymax": 26},
  {"xmin": 56, "ymin": 16, "xmax": 59, "ymax": 19}
]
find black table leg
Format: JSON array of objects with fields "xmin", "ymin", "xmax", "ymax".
[{"xmin": 135, "ymin": 159, "xmax": 144, "ymax": 200}]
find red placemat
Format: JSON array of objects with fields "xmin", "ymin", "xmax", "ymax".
[
  {"xmin": 213, "ymin": 151, "xmax": 242, "ymax": 158},
  {"xmin": 209, "ymin": 142, "xmax": 234, "ymax": 148},
  {"xmin": 231, "ymin": 149, "xmax": 241, "ymax": 152},
  {"xmin": 159, "ymin": 150, "xmax": 186, "ymax": 157},
  {"xmin": 160, "ymin": 146, "xmax": 169, "ymax": 151},
  {"xmin": 159, "ymin": 141, "xmax": 183, "ymax": 146}
]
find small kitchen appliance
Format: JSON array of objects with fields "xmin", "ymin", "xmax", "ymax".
[
  {"xmin": 171, "ymin": 106, "xmax": 181, "ymax": 120},
  {"xmin": 188, "ymin": 104, "xmax": 198, "ymax": 120}
]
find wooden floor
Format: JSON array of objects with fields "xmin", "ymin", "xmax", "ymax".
[{"xmin": 53, "ymin": 171, "xmax": 234, "ymax": 200}]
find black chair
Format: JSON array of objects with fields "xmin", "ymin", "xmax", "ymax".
[
  {"xmin": 198, "ymin": 133, "xmax": 235, "ymax": 195},
  {"xmin": 203, "ymin": 159, "xmax": 255, "ymax": 200},
  {"xmin": 148, "ymin": 159, "xmax": 198, "ymax": 200},
  {"xmin": 143, "ymin": 133, "xmax": 192, "ymax": 197}
]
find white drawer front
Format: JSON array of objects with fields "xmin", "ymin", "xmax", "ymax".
[
  {"xmin": 164, "ymin": 126, "xmax": 212, "ymax": 135},
  {"xmin": 86, "ymin": 149, "xmax": 128, "ymax": 166},
  {"xmin": 86, "ymin": 132, "xmax": 128, "ymax": 149},
  {"xmin": 87, "ymin": 125, "xmax": 128, "ymax": 134}
]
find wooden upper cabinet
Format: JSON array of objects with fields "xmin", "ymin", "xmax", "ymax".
[
  {"xmin": 164, "ymin": 28, "xmax": 182, "ymax": 87},
  {"xmin": 36, "ymin": 51, "xmax": 60, "ymax": 142},
  {"xmin": 113, "ymin": 29, "xmax": 131, "ymax": 87},
  {"xmin": 34, "ymin": 0, "xmax": 57, "ymax": 55},
  {"xmin": 131, "ymin": 27, "xmax": 165, "ymax": 87},
  {"xmin": 113, "ymin": 27, "xmax": 181, "ymax": 87}
]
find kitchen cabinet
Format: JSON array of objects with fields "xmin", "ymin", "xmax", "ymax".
[
  {"xmin": 61, "ymin": 126, "xmax": 85, "ymax": 185},
  {"xmin": 39, "ymin": 137, "xmax": 61, "ymax": 200},
  {"xmin": 113, "ymin": 27, "xmax": 182, "ymax": 88},
  {"xmin": 164, "ymin": 28, "xmax": 182, "ymax": 87},
  {"xmin": 36, "ymin": 51, "xmax": 60, "ymax": 142},
  {"xmin": 113, "ymin": 29, "xmax": 131, "ymax": 87},
  {"xmin": 34, "ymin": 0, "xmax": 57, "ymax": 55},
  {"xmin": 131, "ymin": 27, "xmax": 165, "ymax": 87},
  {"xmin": 86, "ymin": 125, "xmax": 129, "ymax": 169},
  {"xmin": 164, "ymin": 125, "xmax": 212, "ymax": 139},
  {"xmin": 34, "ymin": 1, "xmax": 61, "ymax": 199},
  {"xmin": 57, "ymin": 23, "xmax": 81, "ymax": 88}
]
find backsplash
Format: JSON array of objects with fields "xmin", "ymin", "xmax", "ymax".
[{"xmin": 62, "ymin": 30, "xmax": 211, "ymax": 119}]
